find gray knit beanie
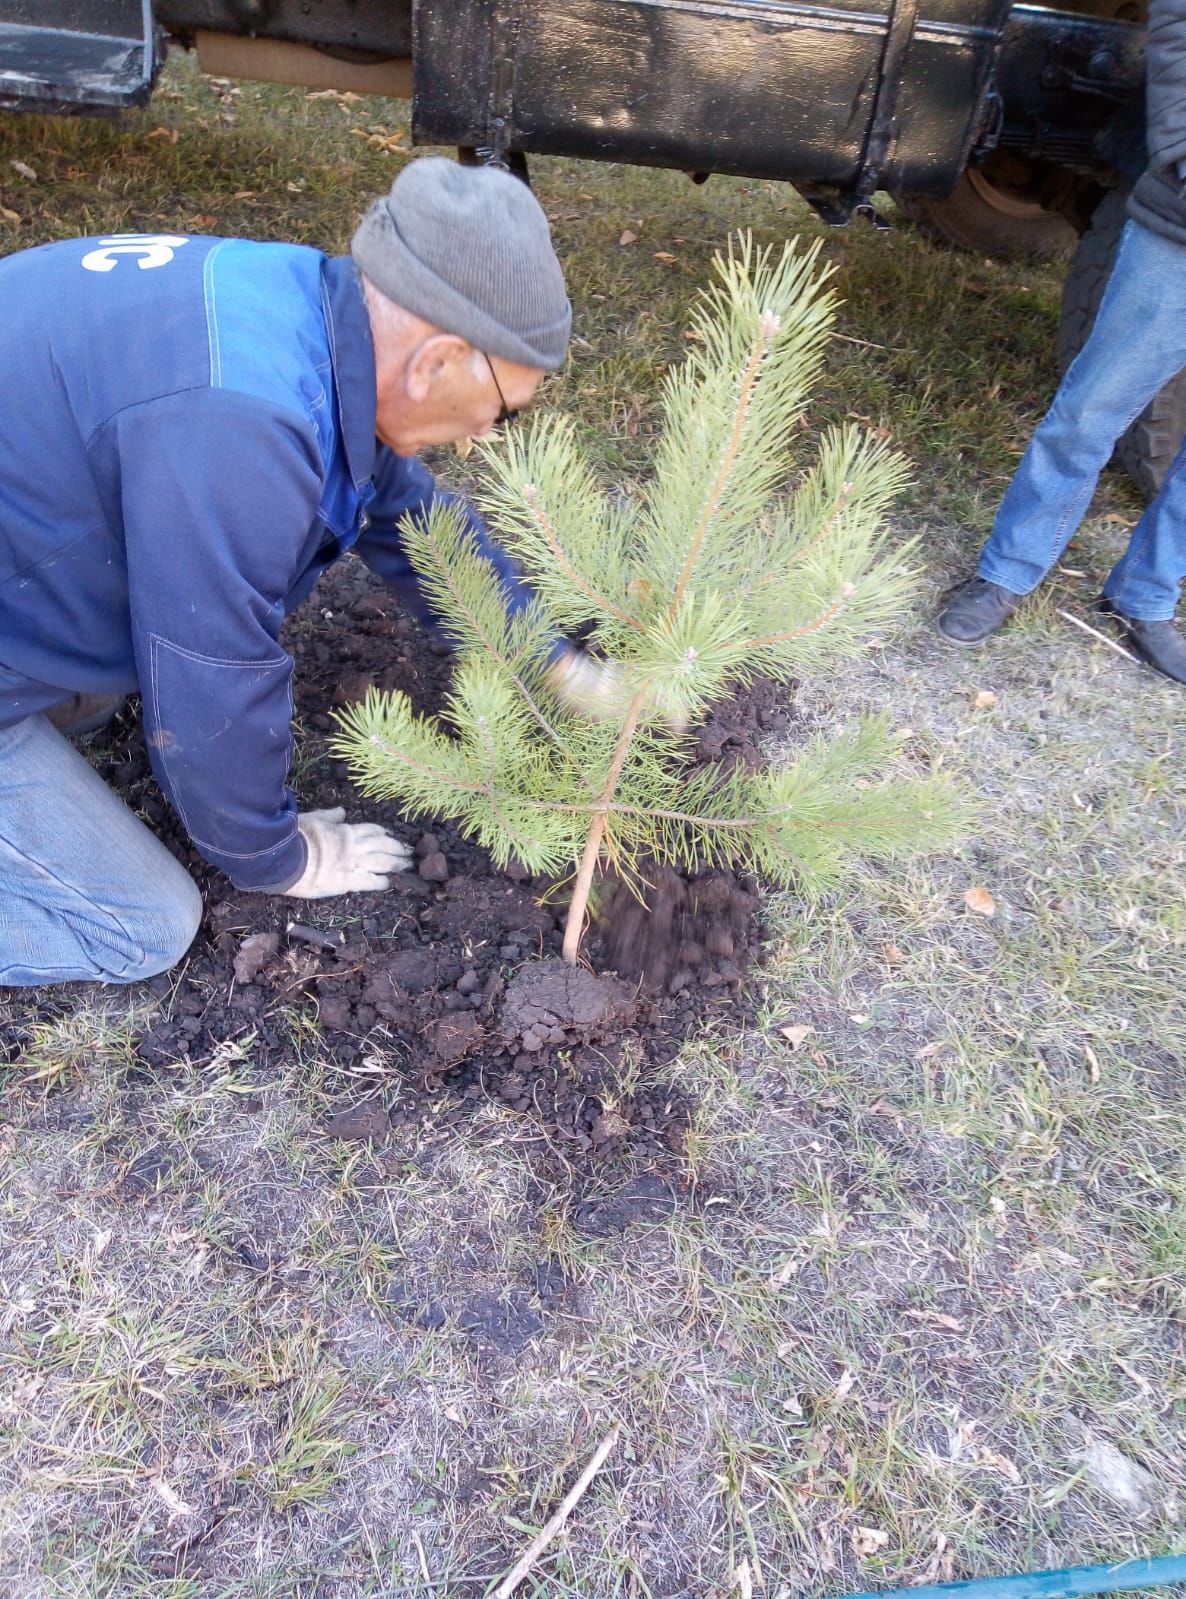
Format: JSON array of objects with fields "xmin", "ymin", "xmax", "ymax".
[{"xmin": 351, "ymin": 157, "xmax": 571, "ymax": 371}]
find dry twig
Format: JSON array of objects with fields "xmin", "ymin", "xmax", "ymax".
[
  {"xmin": 1057, "ymin": 607, "xmax": 1138, "ymax": 664},
  {"xmin": 491, "ymin": 1423, "xmax": 622, "ymax": 1598}
]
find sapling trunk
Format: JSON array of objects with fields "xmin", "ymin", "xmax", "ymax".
[
  {"xmin": 560, "ymin": 687, "xmax": 649, "ymax": 963},
  {"xmin": 332, "ymin": 233, "xmax": 964, "ymax": 967}
]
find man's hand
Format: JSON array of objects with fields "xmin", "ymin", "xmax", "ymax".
[
  {"xmin": 285, "ymin": 807, "xmax": 413, "ymax": 898},
  {"xmin": 545, "ymin": 647, "xmax": 631, "ymax": 720},
  {"xmin": 546, "ymin": 647, "xmax": 689, "ymax": 732}
]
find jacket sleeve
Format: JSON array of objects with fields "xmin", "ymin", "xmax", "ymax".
[
  {"xmin": 353, "ymin": 447, "xmax": 543, "ymax": 641},
  {"xmin": 100, "ymin": 388, "xmax": 325, "ymax": 891},
  {"xmin": 1145, "ymin": 0, "xmax": 1186, "ymax": 175}
]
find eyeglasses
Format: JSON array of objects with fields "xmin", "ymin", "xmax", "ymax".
[{"xmin": 483, "ymin": 353, "xmax": 521, "ymax": 426}]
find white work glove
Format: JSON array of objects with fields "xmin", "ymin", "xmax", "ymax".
[
  {"xmin": 545, "ymin": 648, "xmax": 631, "ymax": 720},
  {"xmin": 546, "ymin": 647, "xmax": 689, "ymax": 733},
  {"xmin": 284, "ymin": 807, "xmax": 413, "ymax": 898}
]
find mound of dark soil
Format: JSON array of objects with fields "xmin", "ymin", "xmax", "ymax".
[{"xmin": 71, "ymin": 556, "xmax": 790, "ymax": 1176}]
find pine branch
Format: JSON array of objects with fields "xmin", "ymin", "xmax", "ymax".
[
  {"xmin": 745, "ymin": 582, "xmax": 856, "ymax": 647},
  {"xmin": 474, "ymin": 417, "xmax": 640, "ymax": 633},
  {"xmin": 666, "ymin": 306, "xmax": 775, "ymax": 622},
  {"xmin": 399, "ymin": 501, "xmax": 599, "ymax": 794},
  {"xmin": 521, "ymin": 482, "xmax": 645, "ymax": 633}
]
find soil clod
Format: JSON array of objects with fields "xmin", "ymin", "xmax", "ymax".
[
  {"xmin": 604, "ymin": 865, "xmax": 757, "ymax": 989},
  {"xmin": 324, "ymin": 1100, "xmax": 391, "ymax": 1143}
]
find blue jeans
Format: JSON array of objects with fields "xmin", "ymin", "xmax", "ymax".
[
  {"xmin": 0, "ymin": 713, "xmax": 202, "ymax": 987},
  {"xmin": 979, "ymin": 218, "xmax": 1186, "ymax": 621}
]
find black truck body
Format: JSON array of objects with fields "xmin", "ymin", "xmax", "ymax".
[
  {"xmin": 7, "ymin": 0, "xmax": 1179, "ymax": 490},
  {"xmin": 1, "ymin": 0, "xmax": 1145, "ymax": 225}
]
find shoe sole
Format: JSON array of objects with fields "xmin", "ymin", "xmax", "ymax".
[{"xmin": 935, "ymin": 621, "xmax": 995, "ymax": 648}]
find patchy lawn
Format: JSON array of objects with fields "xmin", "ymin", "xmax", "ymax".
[{"xmin": 1, "ymin": 52, "xmax": 1184, "ymax": 1599}]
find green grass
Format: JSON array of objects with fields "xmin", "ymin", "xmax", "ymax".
[{"xmin": 2, "ymin": 48, "xmax": 1184, "ymax": 1599}]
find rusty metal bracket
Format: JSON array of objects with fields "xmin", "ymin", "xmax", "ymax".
[
  {"xmin": 483, "ymin": 0, "xmax": 520, "ymax": 167},
  {"xmin": 854, "ymin": 0, "xmax": 922, "ymax": 204}
]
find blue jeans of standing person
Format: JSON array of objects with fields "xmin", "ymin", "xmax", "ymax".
[
  {"xmin": 0, "ymin": 713, "xmax": 202, "ymax": 987},
  {"xmin": 978, "ymin": 217, "xmax": 1186, "ymax": 620}
]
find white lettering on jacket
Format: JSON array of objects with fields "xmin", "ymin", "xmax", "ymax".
[{"xmin": 81, "ymin": 235, "xmax": 190, "ymax": 273}]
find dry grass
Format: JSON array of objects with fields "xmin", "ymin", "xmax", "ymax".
[{"xmin": 1, "ymin": 49, "xmax": 1185, "ymax": 1599}]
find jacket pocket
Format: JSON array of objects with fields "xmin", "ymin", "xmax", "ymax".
[{"xmin": 146, "ymin": 634, "xmax": 295, "ymax": 860}]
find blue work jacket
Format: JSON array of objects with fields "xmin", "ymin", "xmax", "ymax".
[{"xmin": 0, "ymin": 233, "xmax": 535, "ymax": 891}]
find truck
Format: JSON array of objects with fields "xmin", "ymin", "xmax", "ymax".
[{"xmin": 3, "ymin": 0, "xmax": 1176, "ymax": 493}]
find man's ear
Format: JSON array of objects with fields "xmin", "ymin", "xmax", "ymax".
[{"xmin": 404, "ymin": 333, "xmax": 472, "ymax": 402}]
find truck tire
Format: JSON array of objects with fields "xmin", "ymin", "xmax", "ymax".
[
  {"xmin": 1058, "ymin": 187, "xmax": 1186, "ymax": 500},
  {"xmin": 898, "ymin": 166, "xmax": 1078, "ymax": 261}
]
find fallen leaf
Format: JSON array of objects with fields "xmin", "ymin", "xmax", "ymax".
[
  {"xmin": 922, "ymin": 1531, "xmax": 955, "ymax": 1586},
  {"xmin": 653, "ymin": 250, "xmax": 677, "ymax": 263},
  {"xmin": 978, "ymin": 1446, "xmax": 1022, "ymax": 1484},
  {"xmin": 618, "ymin": 229, "xmax": 638, "ymax": 246},
  {"xmin": 0, "ymin": 207, "xmax": 18, "ymax": 223},
  {"xmin": 973, "ymin": 689, "xmax": 997, "ymax": 709},
  {"xmin": 191, "ymin": 214, "xmax": 219, "ymax": 229},
  {"xmin": 1085, "ymin": 1042, "xmax": 1101, "ymax": 1083},
  {"xmin": 233, "ymin": 931, "xmax": 279, "ymax": 984},
  {"xmin": 907, "ymin": 1309, "xmax": 964, "ymax": 1332},
  {"xmin": 832, "ymin": 1366, "xmax": 857, "ymax": 1400},
  {"xmin": 232, "ymin": 189, "xmax": 257, "ymax": 200},
  {"xmin": 145, "ymin": 128, "xmax": 177, "ymax": 144},
  {"xmin": 868, "ymin": 1098, "xmax": 901, "ymax": 1118},
  {"xmin": 880, "ymin": 942, "xmax": 904, "ymax": 965},
  {"xmin": 454, "ymin": 436, "xmax": 474, "ymax": 461},
  {"xmin": 778, "ymin": 1023, "xmax": 815, "ymax": 1050},
  {"xmin": 150, "ymin": 1475, "xmax": 195, "ymax": 1520},
  {"xmin": 851, "ymin": 1525, "xmax": 889, "ymax": 1557},
  {"xmin": 10, "ymin": 159, "xmax": 37, "ymax": 179},
  {"xmin": 963, "ymin": 886, "xmax": 996, "ymax": 917}
]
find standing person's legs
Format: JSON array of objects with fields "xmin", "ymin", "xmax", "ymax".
[
  {"xmin": 1092, "ymin": 436, "xmax": 1186, "ymax": 682},
  {"xmin": 1103, "ymin": 432, "xmax": 1186, "ymax": 621},
  {"xmin": 977, "ymin": 221, "xmax": 1186, "ymax": 597},
  {"xmin": 0, "ymin": 714, "xmax": 203, "ymax": 987}
]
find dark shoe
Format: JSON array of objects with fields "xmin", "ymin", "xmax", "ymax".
[
  {"xmin": 44, "ymin": 692, "xmax": 127, "ymax": 736},
  {"xmin": 937, "ymin": 577, "xmax": 1020, "ymax": 646},
  {"xmin": 1094, "ymin": 597, "xmax": 1186, "ymax": 685}
]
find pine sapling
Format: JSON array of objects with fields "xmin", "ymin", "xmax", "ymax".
[{"xmin": 333, "ymin": 234, "xmax": 963, "ymax": 964}]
